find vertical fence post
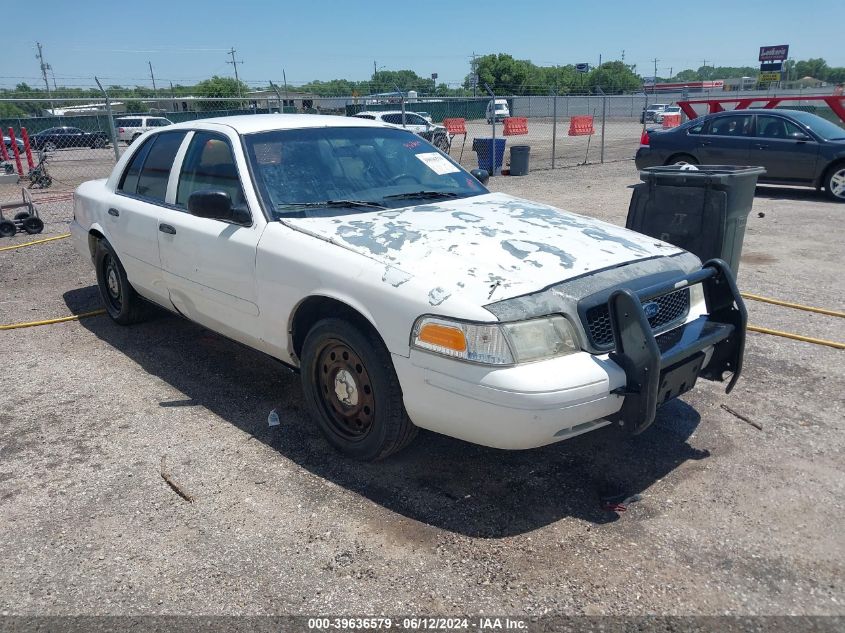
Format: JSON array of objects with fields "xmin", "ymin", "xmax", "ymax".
[
  {"xmin": 600, "ymin": 95, "xmax": 607, "ymax": 164},
  {"xmin": 269, "ymin": 81, "xmax": 283, "ymax": 113},
  {"xmin": 484, "ymin": 83, "xmax": 498, "ymax": 176},
  {"xmin": 95, "ymin": 77, "xmax": 120, "ymax": 162},
  {"xmin": 551, "ymin": 92, "xmax": 557, "ymax": 169}
]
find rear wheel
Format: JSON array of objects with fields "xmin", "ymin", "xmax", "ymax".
[
  {"xmin": 665, "ymin": 153, "xmax": 699, "ymax": 166},
  {"xmin": 823, "ymin": 163, "xmax": 845, "ymax": 202},
  {"xmin": 44, "ymin": 141, "xmax": 57, "ymax": 152},
  {"xmin": 94, "ymin": 238, "xmax": 147, "ymax": 325},
  {"xmin": 434, "ymin": 134, "xmax": 451, "ymax": 152},
  {"xmin": 301, "ymin": 318, "xmax": 417, "ymax": 461}
]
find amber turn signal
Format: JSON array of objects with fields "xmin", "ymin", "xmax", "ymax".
[{"xmin": 417, "ymin": 323, "xmax": 467, "ymax": 352}]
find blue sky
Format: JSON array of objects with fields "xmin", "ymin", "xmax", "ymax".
[{"xmin": 5, "ymin": 0, "xmax": 844, "ymax": 89}]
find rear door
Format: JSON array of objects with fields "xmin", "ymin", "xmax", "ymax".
[
  {"xmin": 698, "ymin": 114, "xmax": 752, "ymax": 165},
  {"xmin": 109, "ymin": 130, "xmax": 188, "ymax": 305},
  {"xmin": 156, "ymin": 130, "xmax": 264, "ymax": 344},
  {"xmin": 750, "ymin": 114, "xmax": 819, "ymax": 182}
]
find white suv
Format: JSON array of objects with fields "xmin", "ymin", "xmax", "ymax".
[
  {"xmin": 353, "ymin": 111, "xmax": 450, "ymax": 151},
  {"xmin": 115, "ymin": 116, "xmax": 173, "ymax": 145}
]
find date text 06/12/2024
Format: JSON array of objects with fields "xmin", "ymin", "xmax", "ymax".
[{"xmin": 307, "ymin": 617, "xmax": 528, "ymax": 630}]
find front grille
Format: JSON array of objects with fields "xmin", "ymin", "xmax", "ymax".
[{"xmin": 585, "ymin": 287, "xmax": 691, "ymax": 349}]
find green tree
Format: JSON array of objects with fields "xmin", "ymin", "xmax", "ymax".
[
  {"xmin": 194, "ymin": 75, "xmax": 249, "ymax": 109},
  {"xmin": 588, "ymin": 61, "xmax": 641, "ymax": 94}
]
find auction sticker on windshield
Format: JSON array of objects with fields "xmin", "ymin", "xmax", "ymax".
[{"xmin": 415, "ymin": 152, "xmax": 460, "ymax": 175}]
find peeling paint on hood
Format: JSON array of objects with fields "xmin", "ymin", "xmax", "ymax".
[{"xmin": 283, "ymin": 192, "xmax": 684, "ymax": 306}]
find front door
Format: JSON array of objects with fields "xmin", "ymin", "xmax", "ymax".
[
  {"xmin": 750, "ymin": 114, "xmax": 820, "ymax": 182},
  {"xmin": 156, "ymin": 131, "xmax": 265, "ymax": 346}
]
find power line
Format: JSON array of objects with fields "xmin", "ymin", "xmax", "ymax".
[{"xmin": 226, "ymin": 47, "xmax": 244, "ymax": 96}]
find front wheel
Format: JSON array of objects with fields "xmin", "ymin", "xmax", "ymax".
[
  {"xmin": 300, "ymin": 318, "xmax": 417, "ymax": 461},
  {"xmin": 434, "ymin": 134, "xmax": 451, "ymax": 152},
  {"xmin": 824, "ymin": 163, "xmax": 845, "ymax": 202},
  {"xmin": 94, "ymin": 238, "xmax": 147, "ymax": 325},
  {"xmin": 92, "ymin": 137, "xmax": 107, "ymax": 149},
  {"xmin": 44, "ymin": 141, "xmax": 57, "ymax": 152}
]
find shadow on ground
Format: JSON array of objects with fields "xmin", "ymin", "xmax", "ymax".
[
  {"xmin": 754, "ymin": 185, "xmax": 831, "ymax": 202},
  {"xmin": 67, "ymin": 285, "xmax": 710, "ymax": 538}
]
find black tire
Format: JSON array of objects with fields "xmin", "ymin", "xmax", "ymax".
[
  {"xmin": 22, "ymin": 216, "xmax": 44, "ymax": 234},
  {"xmin": 434, "ymin": 134, "xmax": 451, "ymax": 152},
  {"xmin": 92, "ymin": 137, "xmax": 107, "ymax": 149},
  {"xmin": 301, "ymin": 318, "xmax": 417, "ymax": 461},
  {"xmin": 94, "ymin": 238, "xmax": 147, "ymax": 325},
  {"xmin": 0, "ymin": 220, "xmax": 16, "ymax": 238},
  {"xmin": 665, "ymin": 153, "xmax": 699, "ymax": 166},
  {"xmin": 823, "ymin": 162, "xmax": 845, "ymax": 202},
  {"xmin": 14, "ymin": 211, "xmax": 31, "ymax": 221},
  {"xmin": 44, "ymin": 141, "xmax": 57, "ymax": 152}
]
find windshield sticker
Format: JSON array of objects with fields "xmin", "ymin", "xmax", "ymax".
[{"xmin": 415, "ymin": 152, "xmax": 460, "ymax": 175}]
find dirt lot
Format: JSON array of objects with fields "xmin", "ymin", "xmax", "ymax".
[{"xmin": 0, "ymin": 160, "xmax": 843, "ymax": 620}]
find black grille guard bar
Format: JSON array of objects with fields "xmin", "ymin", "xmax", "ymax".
[{"xmin": 607, "ymin": 258, "xmax": 747, "ymax": 435}]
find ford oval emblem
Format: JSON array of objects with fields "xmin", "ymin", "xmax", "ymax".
[{"xmin": 643, "ymin": 301, "xmax": 660, "ymax": 319}]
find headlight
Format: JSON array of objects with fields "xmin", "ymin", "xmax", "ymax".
[{"xmin": 411, "ymin": 315, "xmax": 579, "ymax": 366}]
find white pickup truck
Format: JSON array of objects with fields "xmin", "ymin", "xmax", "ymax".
[{"xmin": 71, "ymin": 114, "xmax": 746, "ymax": 460}]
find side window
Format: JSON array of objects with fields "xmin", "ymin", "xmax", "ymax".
[
  {"xmin": 687, "ymin": 122, "xmax": 704, "ymax": 135},
  {"xmin": 175, "ymin": 132, "xmax": 246, "ymax": 209},
  {"xmin": 707, "ymin": 115, "xmax": 751, "ymax": 137},
  {"xmin": 407, "ymin": 114, "xmax": 426, "ymax": 126},
  {"xmin": 382, "ymin": 113, "xmax": 403, "ymax": 125},
  {"xmin": 118, "ymin": 137, "xmax": 154, "ymax": 194},
  {"xmin": 756, "ymin": 115, "xmax": 805, "ymax": 139},
  {"xmin": 135, "ymin": 132, "xmax": 187, "ymax": 202}
]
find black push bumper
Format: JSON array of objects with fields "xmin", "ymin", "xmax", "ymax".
[{"xmin": 608, "ymin": 258, "xmax": 746, "ymax": 434}]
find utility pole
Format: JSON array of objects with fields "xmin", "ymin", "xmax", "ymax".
[
  {"xmin": 283, "ymin": 69, "xmax": 288, "ymax": 106},
  {"xmin": 621, "ymin": 49, "xmax": 625, "ymax": 63},
  {"xmin": 148, "ymin": 61, "xmax": 158, "ymax": 100},
  {"xmin": 374, "ymin": 60, "xmax": 377, "ymax": 77},
  {"xmin": 170, "ymin": 81, "xmax": 176, "ymax": 113},
  {"xmin": 35, "ymin": 42, "xmax": 54, "ymax": 112},
  {"xmin": 702, "ymin": 59, "xmax": 708, "ymax": 79},
  {"xmin": 226, "ymin": 47, "xmax": 244, "ymax": 97}
]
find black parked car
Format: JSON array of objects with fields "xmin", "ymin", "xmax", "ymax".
[
  {"xmin": 635, "ymin": 109, "xmax": 845, "ymax": 201},
  {"xmin": 29, "ymin": 127, "xmax": 110, "ymax": 151}
]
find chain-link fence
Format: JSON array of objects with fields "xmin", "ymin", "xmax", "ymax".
[{"xmin": 2, "ymin": 89, "xmax": 840, "ymax": 211}]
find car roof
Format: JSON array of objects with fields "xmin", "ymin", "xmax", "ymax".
[{"xmin": 168, "ymin": 113, "xmax": 385, "ymax": 134}]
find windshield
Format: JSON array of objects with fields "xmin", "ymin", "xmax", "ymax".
[
  {"xmin": 244, "ymin": 126, "xmax": 487, "ymax": 218},
  {"xmin": 786, "ymin": 111, "xmax": 845, "ymax": 140}
]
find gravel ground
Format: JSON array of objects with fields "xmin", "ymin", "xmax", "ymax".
[{"xmin": 0, "ymin": 160, "xmax": 843, "ymax": 620}]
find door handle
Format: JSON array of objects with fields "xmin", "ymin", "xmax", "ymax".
[
  {"xmin": 754, "ymin": 144, "xmax": 768, "ymax": 149},
  {"xmin": 700, "ymin": 140, "xmax": 712, "ymax": 146},
  {"xmin": 107, "ymin": 207, "xmax": 119, "ymax": 217},
  {"xmin": 158, "ymin": 223, "xmax": 176, "ymax": 235}
]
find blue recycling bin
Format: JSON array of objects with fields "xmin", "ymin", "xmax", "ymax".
[{"xmin": 472, "ymin": 137, "xmax": 506, "ymax": 173}]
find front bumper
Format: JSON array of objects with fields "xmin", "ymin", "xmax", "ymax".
[
  {"xmin": 607, "ymin": 259, "xmax": 746, "ymax": 433},
  {"xmin": 394, "ymin": 259, "xmax": 745, "ymax": 449}
]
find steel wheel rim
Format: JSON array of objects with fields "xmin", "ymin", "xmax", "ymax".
[
  {"xmin": 315, "ymin": 339, "xmax": 375, "ymax": 442},
  {"xmin": 831, "ymin": 168, "xmax": 845, "ymax": 199},
  {"xmin": 45, "ymin": 142, "xmax": 56, "ymax": 152},
  {"xmin": 103, "ymin": 255, "xmax": 122, "ymax": 311}
]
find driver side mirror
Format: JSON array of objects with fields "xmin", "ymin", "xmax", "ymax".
[
  {"xmin": 187, "ymin": 190, "xmax": 250, "ymax": 224},
  {"xmin": 470, "ymin": 168, "xmax": 490, "ymax": 185},
  {"xmin": 792, "ymin": 132, "xmax": 811, "ymax": 142}
]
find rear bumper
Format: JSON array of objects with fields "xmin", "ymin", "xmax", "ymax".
[{"xmin": 634, "ymin": 147, "xmax": 664, "ymax": 169}]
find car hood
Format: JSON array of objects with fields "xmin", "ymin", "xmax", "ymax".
[{"xmin": 283, "ymin": 192, "xmax": 684, "ymax": 307}]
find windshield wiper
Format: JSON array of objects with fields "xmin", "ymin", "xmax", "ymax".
[
  {"xmin": 275, "ymin": 199, "xmax": 386, "ymax": 211},
  {"xmin": 382, "ymin": 190, "xmax": 462, "ymax": 201}
]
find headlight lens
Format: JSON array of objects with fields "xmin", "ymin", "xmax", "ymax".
[
  {"xmin": 501, "ymin": 316, "xmax": 579, "ymax": 363},
  {"xmin": 411, "ymin": 315, "xmax": 579, "ymax": 365}
]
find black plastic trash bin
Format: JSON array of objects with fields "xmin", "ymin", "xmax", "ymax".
[
  {"xmin": 509, "ymin": 145, "xmax": 530, "ymax": 176},
  {"xmin": 626, "ymin": 165, "xmax": 766, "ymax": 274}
]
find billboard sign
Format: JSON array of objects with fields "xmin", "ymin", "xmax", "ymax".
[
  {"xmin": 759, "ymin": 45, "xmax": 789, "ymax": 61},
  {"xmin": 760, "ymin": 62, "xmax": 783, "ymax": 72},
  {"xmin": 575, "ymin": 63, "xmax": 590, "ymax": 73},
  {"xmin": 759, "ymin": 71, "xmax": 782, "ymax": 83}
]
